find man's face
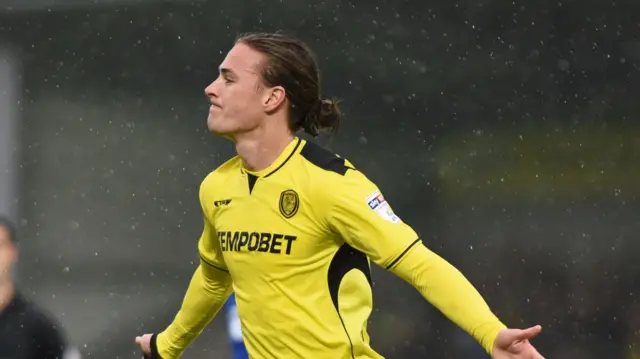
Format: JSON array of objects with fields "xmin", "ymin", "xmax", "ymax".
[
  {"xmin": 205, "ymin": 43, "xmax": 271, "ymax": 136},
  {"xmin": 0, "ymin": 226, "xmax": 16, "ymax": 279}
]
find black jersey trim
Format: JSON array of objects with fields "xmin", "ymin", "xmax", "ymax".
[
  {"xmin": 385, "ymin": 238, "xmax": 421, "ymax": 270},
  {"xmin": 263, "ymin": 138, "xmax": 302, "ymax": 178},
  {"xmin": 199, "ymin": 254, "xmax": 229, "ymax": 273},
  {"xmin": 327, "ymin": 244, "xmax": 372, "ymax": 359},
  {"xmin": 145, "ymin": 334, "xmax": 163, "ymax": 359},
  {"xmin": 299, "ymin": 141, "xmax": 351, "ymax": 175},
  {"xmin": 247, "ymin": 173, "xmax": 258, "ymax": 194}
]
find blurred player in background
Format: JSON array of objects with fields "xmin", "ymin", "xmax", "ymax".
[
  {"xmin": 136, "ymin": 32, "xmax": 544, "ymax": 359},
  {"xmin": 0, "ymin": 216, "xmax": 81, "ymax": 359},
  {"xmin": 224, "ymin": 293, "xmax": 249, "ymax": 359}
]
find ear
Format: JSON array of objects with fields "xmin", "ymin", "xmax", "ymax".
[{"xmin": 263, "ymin": 86, "xmax": 287, "ymax": 113}]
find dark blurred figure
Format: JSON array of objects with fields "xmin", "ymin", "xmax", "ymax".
[{"xmin": 0, "ymin": 216, "xmax": 81, "ymax": 359}]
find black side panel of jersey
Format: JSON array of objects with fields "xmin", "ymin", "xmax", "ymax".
[
  {"xmin": 327, "ymin": 244, "xmax": 372, "ymax": 359},
  {"xmin": 299, "ymin": 141, "xmax": 352, "ymax": 175},
  {"xmin": 327, "ymin": 244, "xmax": 372, "ymax": 308}
]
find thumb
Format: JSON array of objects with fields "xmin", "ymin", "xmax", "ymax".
[
  {"xmin": 514, "ymin": 325, "xmax": 542, "ymax": 340},
  {"xmin": 135, "ymin": 336, "xmax": 142, "ymax": 344}
]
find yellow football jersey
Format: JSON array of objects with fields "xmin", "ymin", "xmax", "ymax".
[
  {"xmin": 153, "ymin": 137, "xmax": 506, "ymax": 359},
  {"xmin": 201, "ymin": 137, "xmax": 418, "ymax": 359}
]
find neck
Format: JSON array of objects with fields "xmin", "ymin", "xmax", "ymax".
[
  {"xmin": 0, "ymin": 277, "xmax": 15, "ymax": 313},
  {"xmin": 234, "ymin": 124, "xmax": 295, "ymax": 172}
]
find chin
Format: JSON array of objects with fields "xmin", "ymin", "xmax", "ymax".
[
  {"xmin": 207, "ymin": 121, "xmax": 236, "ymax": 139},
  {"xmin": 207, "ymin": 117, "xmax": 226, "ymax": 133},
  {"xmin": 208, "ymin": 123, "xmax": 231, "ymax": 135}
]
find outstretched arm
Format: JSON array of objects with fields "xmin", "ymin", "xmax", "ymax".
[
  {"xmin": 326, "ymin": 167, "xmax": 542, "ymax": 357},
  {"xmin": 137, "ymin": 174, "xmax": 233, "ymax": 359},
  {"xmin": 387, "ymin": 242, "xmax": 505, "ymax": 353}
]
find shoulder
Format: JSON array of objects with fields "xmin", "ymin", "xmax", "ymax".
[
  {"xmin": 18, "ymin": 296, "xmax": 66, "ymax": 339},
  {"xmin": 199, "ymin": 156, "xmax": 242, "ymax": 198},
  {"xmin": 299, "ymin": 140, "xmax": 374, "ymax": 188},
  {"xmin": 299, "ymin": 140, "xmax": 355, "ymax": 177},
  {"xmin": 298, "ymin": 141, "xmax": 378, "ymax": 205},
  {"xmin": 13, "ymin": 294, "xmax": 77, "ymax": 357}
]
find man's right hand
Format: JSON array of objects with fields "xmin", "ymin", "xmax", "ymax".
[{"xmin": 135, "ymin": 334, "xmax": 154, "ymax": 358}]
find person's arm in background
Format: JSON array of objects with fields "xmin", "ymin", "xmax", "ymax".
[
  {"xmin": 136, "ymin": 176, "xmax": 233, "ymax": 359},
  {"xmin": 325, "ymin": 164, "xmax": 543, "ymax": 358}
]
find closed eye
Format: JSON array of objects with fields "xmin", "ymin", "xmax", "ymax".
[{"xmin": 219, "ymin": 67, "xmax": 237, "ymax": 84}]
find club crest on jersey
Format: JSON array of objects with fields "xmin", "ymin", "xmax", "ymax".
[
  {"xmin": 279, "ymin": 189, "xmax": 300, "ymax": 219},
  {"xmin": 366, "ymin": 191, "xmax": 401, "ymax": 224}
]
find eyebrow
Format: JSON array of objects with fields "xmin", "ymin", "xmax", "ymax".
[{"xmin": 219, "ymin": 67, "xmax": 237, "ymax": 78}]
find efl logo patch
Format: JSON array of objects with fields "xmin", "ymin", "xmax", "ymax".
[{"xmin": 366, "ymin": 191, "xmax": 401, "ymax": 224}]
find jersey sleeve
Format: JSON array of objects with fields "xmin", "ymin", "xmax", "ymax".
[
  {"xmin": 326, "ymin": 168, "xmax": 420, "ymax": 269},
  {"xmin": 388, "ymin": 245, "xmax": 506, "ymax": 354},
  {"xmin": 326, "ymin": 169, "xmax": 506, "ymax": 354},
  {"xmin": 153, "ymin": 174, "xmax": 233, "ymax": 359},
  {"xmin": 197, "ymin": 174, "xmax": 228, "ymax": 272}
]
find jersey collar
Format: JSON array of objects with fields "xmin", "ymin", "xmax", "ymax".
[{"xmin": 242, "ymin": 137, "xmax": 303, "ymax": 178}]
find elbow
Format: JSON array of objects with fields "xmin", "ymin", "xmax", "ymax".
[
  {"xmin": 388, "ymin": 243, "xmax": 438, "ymax": 282},
  {"xmin": 199, "ymin": 265, "xmax": 232, "ymax": 296}
]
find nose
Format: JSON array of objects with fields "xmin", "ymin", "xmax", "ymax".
[{"xmin": 205, "ymin": 78, "xmax": 220, "ymax": 100}]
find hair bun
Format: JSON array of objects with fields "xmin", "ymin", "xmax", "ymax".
[{"xmin": 302, "ymin": 98, "xmax": 342, "ymax": 137}]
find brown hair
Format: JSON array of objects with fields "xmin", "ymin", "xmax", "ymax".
[{"xmin": 236, "ymin": 32, "xmax": 342, "ymax": 137}]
